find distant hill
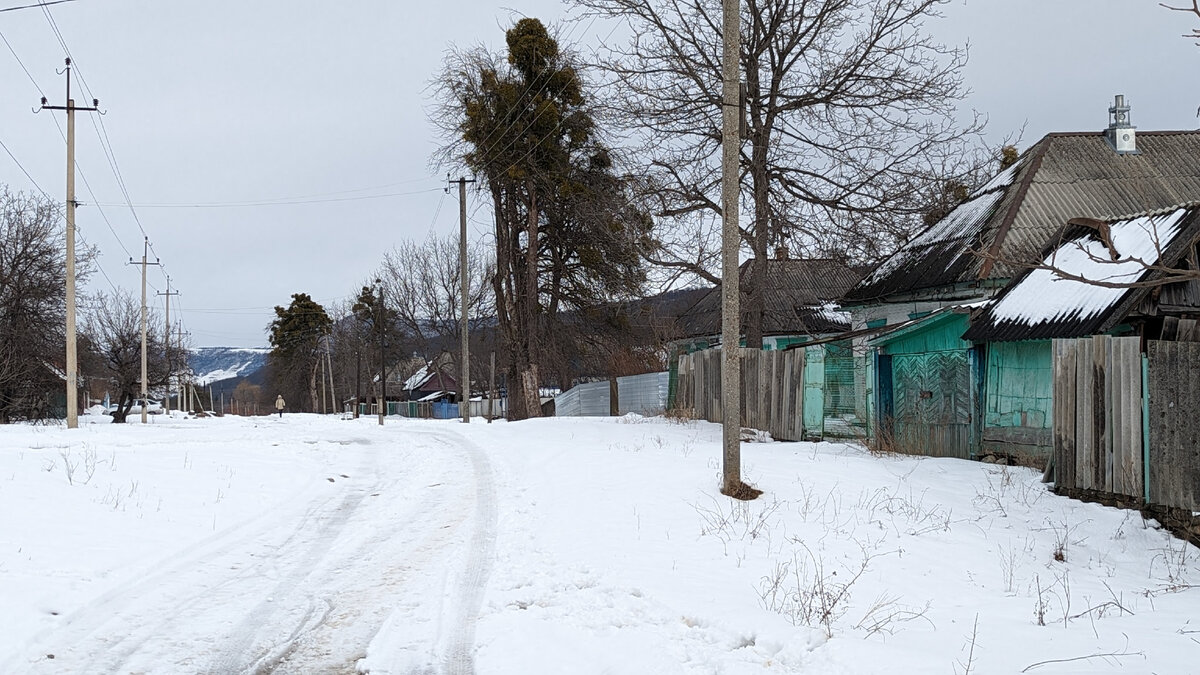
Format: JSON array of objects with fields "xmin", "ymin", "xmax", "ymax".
[
  {"xmin": 184, "ymin": 287, "xmax": 708, "ymax": 394},
  {"xmin": 189, "ymin": 347, "xmax": 270, "ymax": 386}
]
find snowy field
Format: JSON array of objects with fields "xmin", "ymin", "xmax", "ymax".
[{"xmin": 1, "ymin": 413, "xmax": 1197, "ymax": 673}]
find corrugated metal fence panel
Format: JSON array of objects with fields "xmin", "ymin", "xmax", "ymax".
[
  {"xmin": 1148, "ymin": 341, "xmax": 1200, "ymax": 511},
  {"xmin": 616, "ymin": 372, "xmax": 670, "ymax": 415},
  {"xmin": 1052, "ymin": 336, "xmax": 1142, "ymax": 498},
  {"xmin": 554, "ymin": 373, "xmax": 670, "ymax": 417},
  {"xmin": 554, "ymin": 380, "xmax": 618, "ymax": 417}
]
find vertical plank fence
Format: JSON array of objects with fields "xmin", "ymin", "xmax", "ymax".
[
  {"xmin": 1147, "ymin": 341, "xmax": 1200, "ymax": 511},
  {"xmin": 675, "ymin": 347, "xmax": 805, "ymax": 441},
  {"xmin": 1052, "ymin": 336, "xmax": 1143, "ymax": 499}
]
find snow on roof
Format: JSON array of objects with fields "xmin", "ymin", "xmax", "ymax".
[
  {"xmin": 402, "ymin": 364, "xmax": 430, "ymax": 391},
  {"xmin": 815, "ymin": 303, "xmax": 851, "ymax": 325},
  {"xmin": 849, "ymin": 132, "xmax": 1200, "ymax": 302},
  {"xmin": 417, "ymin": 390, "xmax": 446, "ymax": 402},
  {"xmin": 856, "ymin": 186, "xmax": 1008, "ymax": 290},
  {"xmin": 986, "ymin": 208, "xmax": 1189, "ymax": 328}
]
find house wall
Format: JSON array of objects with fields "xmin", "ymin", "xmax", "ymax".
[
  {"xmin": 982, "ymin": 341, "xmax": 1053, "ymax": 461},
  {"xmin": 877, "ymin": 314, "xmax": 973, "ymax": 356},
  {"xmin": 846, "ymin": 294, "xmax": 992, "ymax": 335},
  {"xmin": 847, "ymin": 294, "xmax": 991, "ymax": 424}
]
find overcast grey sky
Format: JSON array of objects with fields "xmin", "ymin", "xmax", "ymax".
[{"xmin": 1, "ymin": 0, "xmax": 1196, "ymax": 347}]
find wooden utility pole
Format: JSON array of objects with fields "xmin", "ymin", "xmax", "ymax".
[
  {"xmin": 354, "ymin": 351, "xmax": 361, "ymax": 418},
  {"xmin": 36, "ymin": 58, "xmax": 100, "ymax": 429},
  {"xmin": 450, "ymin": 176, "xmax": 476, "ymax": 423},
  {"xmin": 157, "ymin": 279, "xmax": 179, "ymax": 413},
  {"xmin": 720, "ymin": 0, "xmax": 747, "ymax": 497},
  {"xmin": 130, "ymin": 237, "xmax": 160, "ymax": 424},
  {"xmin": 488, "ymin": 350, "xmax": 495, "ymax": 424}
]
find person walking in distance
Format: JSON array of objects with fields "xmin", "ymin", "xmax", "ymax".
[{"xmin": 275, "ymin": 394, "xmax": 286, "ymax": 418}]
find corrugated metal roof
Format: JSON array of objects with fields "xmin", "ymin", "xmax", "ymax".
[
  {"xmin": 963, "ymin": 205, "xmax": 1200, "ymax": 342},
  {"xmin": 678, "ymin": 258, "xmax": 863, "ymax": 338},
  {"xmin": 845, "ymin": 131, "xmax": 1200, "ymax": 302}
]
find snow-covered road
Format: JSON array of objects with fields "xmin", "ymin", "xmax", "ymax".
[
  {"xmin": 1, "ymin": 417, "xmax": 497, "ymax": 674},
  {"xmin": 3, "ymin": 413, "xmax": 1198, "ymax": 674}
]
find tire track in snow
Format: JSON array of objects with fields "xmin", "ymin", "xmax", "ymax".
[
  {"xmin": 2, "ymin": 451, "xmax": 382, "ymax": 674},
  {"xmin": 424, "ymin": 429, "xmax": 498, "ymax": 675},
  {"xmin": 5, "ymin": 422, "xmax": 499, "ymax": 674}
]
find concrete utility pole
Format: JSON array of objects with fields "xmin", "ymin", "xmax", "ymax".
[
  {"xmin": 36, "ymin": 58, "xmax": 100, "ymax": 429},
  {"xmin": 157, "ymin": 279, "xmax": 179, "ymax": 413},
  {"xmin": 450, "ymin": 176, "xmax": 476, "ymax": 423},
  {"xmin": 177, "ymin": 324, "xmax": 188, "ymax": 413},
  {"xmin": 377, "ymin": 278, "xmax": 385, "ymax": 426},
  {"xmin": 130, "ymin": 238, "xmax": 160, "ymax": 424},
  {"xmin": 325, "ymin": 338, "xmax": 336, "ymax": 415},
  {"xmin": 720, "ymin": 0, "xmax": 744, "ymax": 496}
]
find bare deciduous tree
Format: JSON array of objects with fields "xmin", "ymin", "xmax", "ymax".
[
  {"xmin": 576, "ymin": 0, "xmax": 991, "ymax": 347},
  {"xmin": 1161, "ymin": 1, "xmax": 1200, "ymax": 44},
  {"xmin": 378, "ymin": 232, "xmax": 493, "ymax": 359},
  {"xmin": 0, "ymin": 187, "xmax": 93, "ymax": 423},
  {"xmin": 83, "ymin": 290, "xmax": 170, "ymax": 423}
]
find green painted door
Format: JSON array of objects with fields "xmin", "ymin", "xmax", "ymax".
[
  {"xmin": 803, "ymin": 346, "xmax": 825, "ymax": 438},
  {"xmin": 891, "ymin": 350, "xmax": 972, "ymax": 458}
]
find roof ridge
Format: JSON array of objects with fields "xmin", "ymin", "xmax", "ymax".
[
  {"xmin": 1033, "ymin": 173, "xmax": 1200, "ymax": 186},
  {"xmin": 1098, "ymin": 200, "xmax": 1200, "ymax": 223},
  {"xmin": 977, "ymin": 137, "xmax": 1053, "ymax": 278},
  {"xmin": 1042, "ymin": 129, "xmax": 1200, "ymax": 138}
]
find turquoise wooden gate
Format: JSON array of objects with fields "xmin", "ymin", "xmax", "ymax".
[{"xmin": 891, "ymin": 350, "xmax": 973, "ymax": 458}]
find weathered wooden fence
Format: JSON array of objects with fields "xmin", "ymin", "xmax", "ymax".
[
  {"xmin": 1147, "ymin": 341, "xmax": 1200, "ymax": 511},
  {"xmin": 675, "ymin": 347, "xmax": 804, "ymax": 441},
  {"xmin": 1054, "ymin": 336, "xmax": 1200, "ymax": 515},
  {"xmin": 1052, "ymin": 336, "xmax": 1143, "ymax": 498}
]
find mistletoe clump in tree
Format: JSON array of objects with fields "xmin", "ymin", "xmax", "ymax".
[
  {"xmin": 435, "ymin": 18, "xmax": 651, "ymax": 419},
  {"xmin": 267, "ymin": 293, "xmax": 332, "ymax": 413}
]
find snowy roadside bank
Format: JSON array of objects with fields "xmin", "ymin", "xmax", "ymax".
[{"xmin": 455, "ymin": 415, "xmax": 1199, "ymax": 674}]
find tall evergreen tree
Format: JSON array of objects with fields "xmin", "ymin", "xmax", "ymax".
[
  {"xmin": 267, "ymin": 293, "xmax": 332, "ymax": 412},
  {"xmin": 435, "ymin": 18, "xmax": 650, "ymax": 419}
]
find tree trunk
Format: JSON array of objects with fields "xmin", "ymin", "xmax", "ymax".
[
  {"xmin": 308, "ymin": 360, "xmax": 319, "ymax": 412},
  {"xmin": 745, "ymin": 121, "xmax": 771, "ymax": 350}
]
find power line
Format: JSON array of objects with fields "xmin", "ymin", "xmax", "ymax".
[
  {"xmin": 465, "ymin": 16, "xmax": 597, "ymax": 168},
  {"xmin": 0, "ymin": 136, "xmax": 53, "ymax": 200},
  {"xmin": 0, "ymin": 0, "xmax": 78, "ymax": 14},
  {"xmin": 0, "ymin": 29, "xmax": 45, "ymax": 96},
  {"xmin": 91, "ymin": 187, "xmax": 447, "ymax": 208},
  {"xmin": 34, "ymin": 2, "xmax": 193, "ymax": 335},
  {"xmin": 0, "ymin": 133, "xmax": 122, "ymax": 295}
]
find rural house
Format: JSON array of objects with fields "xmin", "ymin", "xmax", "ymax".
[{"xmin": 841, "ymin": 96, "xmax": 1200, "ymax": 462}]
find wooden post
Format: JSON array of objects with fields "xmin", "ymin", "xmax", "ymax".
[{"xmin": 488, "ymin": 350, "xmax": 495, "ymax": 423}]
